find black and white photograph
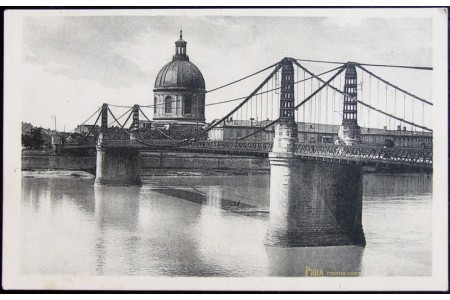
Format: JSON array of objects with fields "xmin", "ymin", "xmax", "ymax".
[{"xmin": 3, "ymin": 7, "xmax": 448, "ymax": 291}]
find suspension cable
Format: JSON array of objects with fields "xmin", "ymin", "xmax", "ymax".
[
  {"xmin": 325, "ymin": 86, "xmax": 328, "ymax": 124},
  {"xmin": 332, "ymin": 88, "xmax": 336, "ymax": 125},
  {"xmin": 109, "ymin": 108, "xmax": 133, "ymax": 140},
  {"xmin": 295, "ymin": 58, "xmax": 433, "ymax": 70},
  {"xmin": 303, "ymin": 69, "xmax": 306, "ymax": 122},
  {"xmin": 138, "ymin": 108, "xmax": 174, "ymax": 140},
  {"xmin": 68, "ymin": 105, "xmax": 102, "ymax": 133},
  {"xmin": 155, "ymin": 126, "xmax": 175, "ymax": 140},
  {"xmin": 206, "ymin": 62, "xmax": 279, "ymax": 93},
  {"xmin": 139, "ymin": 66, "xmax": 343, "ymax": 112},
  {"xmin": 271, "ymin": 74, "xmax": 274, "ymax": 121},
  {"xmin": 361, "ymin": 70, "xmax": 364, "ymax": 127},
  {"xmin": 80, "ymin": 109, "xmax": 102, "ymax": 142},
  {"xmin": 107, "ymin": 107, "xmax": 132, "ymax": 139},
  {"xmin": 356, "ymin": 64, "xmax": 432, "ymax": 106},
  {"xmin": 386, "ymin": 85, "xmax": 388, "ymax": 129},
  {"xmin": 377, "ymin": 79, "xmax": 380, "ymax": 128},
  {"xmin": 139, "ymin": 107, "xmax": 152, "ymax": 123},
  {"xmin": 108, "ymin": 107, "xmax": 133, "ymax": 126},
  {"xmin": 108, "ymin": 104, "xmax": 134, "ymax": 108},
  {"xmin": 368, "ymin": 74, "xmax": 372, "ymax": 128},
  {"xmin": 293, "ymin": 66, "xmax": 346, "ymax": 111},
  {"xmin": 239, "ymin": 66, "xmax": 345, "ymax": 141},
  {"xmin": 181, "ymin": 62, "xmax": 284, "ymax": 143},
  {"xmin": 265, "ymin": 81, "xmax": 268, "ymax": 121},
  {"xmin": 296, "ymin": 65, "xmax": 299, "ymax": 122},
  {"xmin": 238, "ymin": 119, "xmax": 278, "ymax": 141},
  {"xmin": 291, "ymin": 59, "xmax": 432, "ymax": 132}
]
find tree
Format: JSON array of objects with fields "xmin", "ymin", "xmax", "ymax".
[
  {"xmin": 28, "ymin": 128, "xmax": 45, "ymax": 149},
  {"xmin": 21, "ymin": 134, "xmax": 33, "ymax": 148}
]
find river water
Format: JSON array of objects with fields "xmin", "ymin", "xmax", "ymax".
[{"xmin": 21, "ymin": 172, "xmax": 432, "ymax": 277}]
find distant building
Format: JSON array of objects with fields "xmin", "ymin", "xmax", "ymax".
[
  {"xmin": 208, "ymin": 120, "xmax": 432, "ymax": 148},
  {"xmin": 140, "ymin": 121, "xmax": 153, "ymax": 129},
  {"xmin": 360, "ymin": 126, "xmax": 432, "ymax": 148},
  {"xmin": 208, "ymin": 118, "xmax": 273, "ymax": 141},
  {"xmin": 74, "ymin": 124, "xmax": 100, "ymax": 135}
]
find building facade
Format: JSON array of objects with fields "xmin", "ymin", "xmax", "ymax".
[{"xmin": 208, "ymin": 121, "xmax": 432, "ymax": 148}]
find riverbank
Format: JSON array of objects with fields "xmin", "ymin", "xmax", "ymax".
[
  {"xmin": 22, "ymin": 151, "xmax": 270, "ymax": 175},
  {"xmin": 22, "ymin": 151, "xmax": 429, "ymax": 175},
  {"xmin": 22, "ymin": 170, "xmax": 95, "ymax": 178},
  {"xmin": 22, "ymin": 168, "xmax": 269, "ymax": 178}
]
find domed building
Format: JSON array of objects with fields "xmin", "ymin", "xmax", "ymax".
[{"xmin": 153, "ymin": 31, "xmax": 206, "ymax": 127}]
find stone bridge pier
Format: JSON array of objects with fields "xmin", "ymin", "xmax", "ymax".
[
  {"xmin": 264, "ymin": 58, "xmax": 365, "ymax": 247},
  {"xmin": 95, "ymin": 104, "xmax": 142, "ymax": 186},
  {"xmin": 264, "ymin": 154, "xmax": 366, "ymax": 247}
]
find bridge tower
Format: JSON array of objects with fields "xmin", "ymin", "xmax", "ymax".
[
  {"xmin": 338, "ymin": 63, "xmax": 361, "ymax": 145},
  {"xmin": 95, "ymin": 103, "xmax": 142, "ymax": 186},
  {"xmin": 130, "ymin": 104, "xmax": 140, "ymax": 140},
  {"xmin": 264, "ymin": 58, "xmax": 365, "ymax": 247}
]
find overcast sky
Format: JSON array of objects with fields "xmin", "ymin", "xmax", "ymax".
[{"xmin": 16, "ymin": 10, "xmax": 434, "ymax": 131}]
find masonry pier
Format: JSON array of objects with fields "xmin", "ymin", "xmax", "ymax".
[
  {"xmin": 264, "ymin": 156, "xmax": 366, "ymax": 247},
  {"xmin": 264, "ymin": 59, "xmax": 365, "ymax": 247},
  {"xmin": 95, "ymin": 104, "xmax": 142, "ymax": 186}
]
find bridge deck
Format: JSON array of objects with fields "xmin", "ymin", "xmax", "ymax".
[{"xmin": 64, "ymin": 139, "xmax": 432, "ymax": 169}]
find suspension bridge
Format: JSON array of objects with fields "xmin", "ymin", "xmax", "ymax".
[
  {"xmin": 64, "ymin": 56, "xmax": 433, "ymax": 247},
  {"xmin": 65, "ymin": 57, "xmax": 432, "ymax": 169}
]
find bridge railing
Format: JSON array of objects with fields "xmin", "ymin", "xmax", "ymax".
[
  {"xmin": 101, "ymin": 139, "xmax": 273, "ymax": 153},
  {"xmin": 183, "ymin": 140, "xmax": 273, "ymax": 153},
  {"xmin": 102, "ymin": 139, "xmax": 179, "ymax": 147},
  {"xmin": 97, "ymin": 139, "xmax": 432, "ymax": 166},
  {"xmin": 294, "ymin": 143, "xmax": 432, "ymax": 165}
]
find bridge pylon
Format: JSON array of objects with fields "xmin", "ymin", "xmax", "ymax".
[
  {"xmin": 130, "ymin": 104, "xmax": 140, "ymax": 140},
  {"xmin": 94, "ymin": 103, "xmax": 142, "ymax": 186},
  {"xmin": 338, "ymin": 63, "xmax": 361, "ymax": 145},
  {"xmin": 265, "ymin": 58, "xmax": 365, "ymax": 247}
]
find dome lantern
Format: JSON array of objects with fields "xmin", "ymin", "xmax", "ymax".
[{"xmin": 173, "ymin": 30, "xmax": 189, "ymax": 61}]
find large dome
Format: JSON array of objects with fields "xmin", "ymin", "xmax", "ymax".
[
  {"xmin": 154, "ymin": 60, "xmax": 205, "ymax": 91},
  {"xmin": 154, "ymin": 32, "xmax": 205, "ymax": 91},
  {"xmin": 152, "ymin": 32, "xmax": 206, "ymax": 126}
]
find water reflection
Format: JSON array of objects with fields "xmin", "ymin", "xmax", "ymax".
[
  {"xmin": 266, "ymin": 246, "xmax": 364, "ymax": 277},
  {"xmin": 144, "ymin": 175, "xmax": 270, "ymax": 209},
  {"xmin": 93, "ymin": 186, "xmax": 140, "ymax": 275},
  {"xmin": 94, "ymin": 186, "xmax": 140, "ymax": 231},
  {"xmin": 139, "ymin": 186, "xmax": 229, "ymax": 276},
  {"xmin": 196, "ymin": 202, "xmax": 269, "ymax": 276},
  {"xmin": 363, "ymin": 173, "xmax": 432, "ymax": 197},
  {"xmin": 152, "ymin": 186, "xmax": 257, "ymax": 215},
  {"xmin": 22, "ymin": 177, "xmax": 96, "ymax": 214},
  {"xmin": 21, "ymin": 172, "xmax": 432, "ymax": 276}
]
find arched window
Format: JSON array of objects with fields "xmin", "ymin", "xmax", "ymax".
[
  {"xmin": 165, "ymin": 96, "xmax": 172, "ymax": 114},
  {"xmin": 184, "ymin": 95, "xmax": 192, "ymax": 114},
  {"xmin": 154, "ymin": 97, "xmax": 157, "ymax": 114}
]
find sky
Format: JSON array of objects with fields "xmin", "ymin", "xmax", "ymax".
[{"xmin": 13, "ymin": 9, "xmax": 435, "ymax": 132}]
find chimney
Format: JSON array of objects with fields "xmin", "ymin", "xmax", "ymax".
[
  {"xmin": 403, "ymin": 126, "xmax": 406, "ymax": 131},
  {"xmin": 397, "ymin": 125, "xmax": 401, "ymax": 131}
]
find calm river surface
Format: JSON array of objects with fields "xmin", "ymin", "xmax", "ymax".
[{"xmin": 21, "ymin": 172, "xmax": 432, "ymax": 276}]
